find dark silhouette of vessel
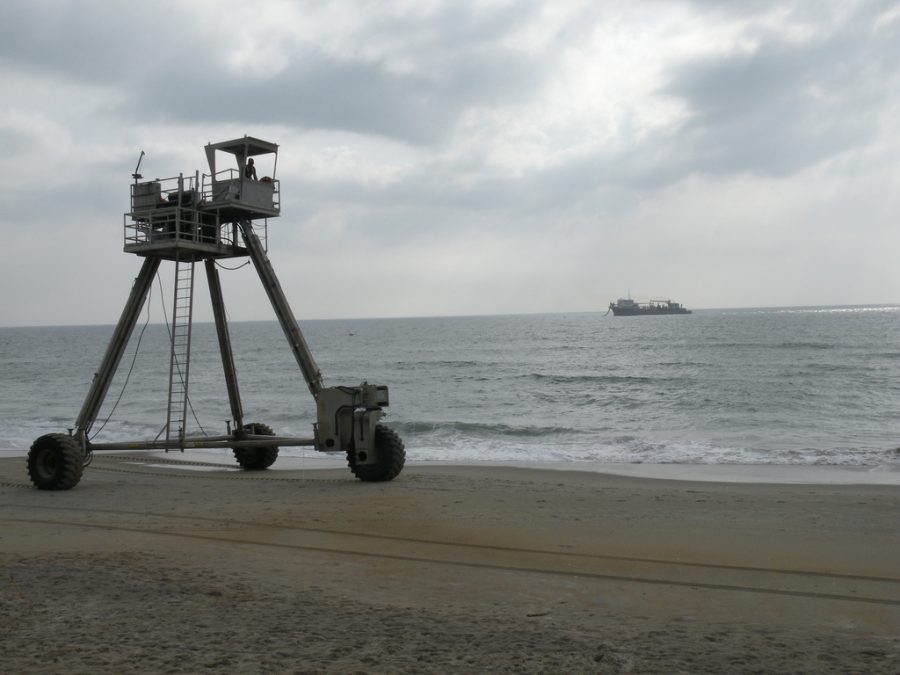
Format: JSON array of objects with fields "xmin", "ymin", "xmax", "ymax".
[{"xmin": 609, "ymin": 297, "xmax": 691, "ymax": 316}]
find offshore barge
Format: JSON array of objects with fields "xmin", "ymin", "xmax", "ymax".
[{"xmin": 609, "ymin": 297, "xmax": 692, "ymax": 316}]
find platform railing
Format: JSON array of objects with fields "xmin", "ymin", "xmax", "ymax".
[
  {"xmin": 131, "ymin": 175, "xmax": 197, "ymax": 211},
  {"xmin": 201, "ymin": 170, "xmax": 280, "ymax": 213},
  {"xmin": 125, "ymin": 172, "xmax": 271, "ymax": 252},
  {"xmin": 123, "ymin": 208, "xmax": 217, "ymax": 246},
  {"xmin": 124, "ymin": 209, "xmax": 268, "ymax": 251}
]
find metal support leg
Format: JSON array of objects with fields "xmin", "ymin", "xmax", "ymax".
[
  {"xmin": 74, "ymin": 256, "xmax": 161, "ymax": 441},
  {"xmin": 205, "ymin": 258, "xmax": 244, "ymax": 431},
  {"xmin": 238, "ymin": 220, "xmax": 324, "ymax": 397}
]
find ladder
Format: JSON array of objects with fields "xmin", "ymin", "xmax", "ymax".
[{"xmin": 165, "ymin": 258, "xmax": 195, "ymax": 447}]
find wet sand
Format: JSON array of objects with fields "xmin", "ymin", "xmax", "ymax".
[{"xmin": 1, "ymin": 453, "xmax": 899, "ymax": 673}]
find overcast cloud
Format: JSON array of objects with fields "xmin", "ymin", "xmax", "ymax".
[{"xmin": 1, "ymin": 0, "xmax": 898, "ymax": 326}]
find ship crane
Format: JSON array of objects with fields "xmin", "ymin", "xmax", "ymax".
[{"xmin": 26, "ymin": 136, "xmax": 405, "ymax": 490}]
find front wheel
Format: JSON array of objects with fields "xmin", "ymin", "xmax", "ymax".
[
  {"xmin": 233, "ymin": 422, "xmax": 279, "ymax": 470},
  {"xmin": 27, "ymin": 433, "xmax": 85, "ymax": 490},
  {"xmin": 348, "ymin": 424, "xmax": 405, "ymax": 482}
]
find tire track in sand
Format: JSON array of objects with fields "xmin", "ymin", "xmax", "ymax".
[{"xmin": 2, "ymin": 509, "xmax": 899, "ymax": 609}]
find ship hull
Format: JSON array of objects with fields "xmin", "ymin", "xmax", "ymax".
[{"xmin": 610, "ymin": 306, "xmax": 692, "ymax": 316}]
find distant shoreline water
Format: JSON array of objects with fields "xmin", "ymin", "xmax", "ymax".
[
  {"xmin": 4, "ymin": 302, "xmax": 900, "ymax": 330},
  {"xmin": 2, "ymin": 307, "xmax": 899, "ymax": 472}
]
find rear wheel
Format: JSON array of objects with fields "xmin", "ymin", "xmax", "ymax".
[
  {"xmin": 348, "ymin": 424, "xmax": 405, "ymax": 482},
  {"xmin": 233, "ymin": 422, "xmax": 279, "ymax": 470},
  {"xmin": 27, "ymin": 433, "xmax": 85, "ymax": 490}
]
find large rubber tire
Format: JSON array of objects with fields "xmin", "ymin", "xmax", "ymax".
[
  {"xmin": 27, "ymin": 433, "xmax": 85, "ymax": 490},
  {"xmin": 233, "ymin": 422, "xmax": 279, "ymax": 470},
  {"xmin": 348, "ymin": 424, "xmax": 405, "ymax": 482}
]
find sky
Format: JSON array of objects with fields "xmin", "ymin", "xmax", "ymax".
[{"xmin": 1, "ymin": 0, "xmax": 899, "ymax": 327}]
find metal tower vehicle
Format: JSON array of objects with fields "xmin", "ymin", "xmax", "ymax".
[{"xmin": 27, "ymin": 136, "xmax": 405, "ymax": 490}]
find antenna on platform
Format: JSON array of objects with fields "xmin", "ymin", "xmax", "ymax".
[{"xmin": 132, "ymin": 150, "xmax": 145, "ymax": 183}]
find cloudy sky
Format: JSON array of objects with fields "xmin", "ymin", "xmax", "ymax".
[{"xmin": 1, "ymin": 0, "xmax": 899, "ymax": 327}]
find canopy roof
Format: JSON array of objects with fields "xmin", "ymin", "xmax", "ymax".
[
  {"xmin": 207, "ymin": 136, "xmax": 278, "ymax": 157},
  {"xmin": 205, "ymin": 136, "xmax": 279, "ymax": 177}
]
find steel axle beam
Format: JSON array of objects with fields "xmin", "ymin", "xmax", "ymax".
[{"xmin": 87, "ymin": 435, "xmax": 317, "ymax": 452}]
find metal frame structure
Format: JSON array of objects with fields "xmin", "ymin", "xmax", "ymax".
[{"xmin": 27, "ymin": 136, "xmax": 405, "ymax": 490}]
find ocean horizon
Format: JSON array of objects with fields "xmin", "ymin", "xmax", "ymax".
[{"xmin": 4, "ymin": 301, "xmax": 900, "ymax": 330}]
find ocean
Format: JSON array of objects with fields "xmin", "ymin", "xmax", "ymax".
[{"xmin": 2, "ymin": 306, "xmax": 900, "ymax": 468}]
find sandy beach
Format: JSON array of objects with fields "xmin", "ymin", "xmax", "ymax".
[{"xmin": 1, "ymin": 454, "xmax": 899, "ymax": 673}]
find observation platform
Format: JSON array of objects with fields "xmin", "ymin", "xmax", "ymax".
[{"xmin": 124, "ymin": 136, "xmax": 280, "ymax": 261}]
